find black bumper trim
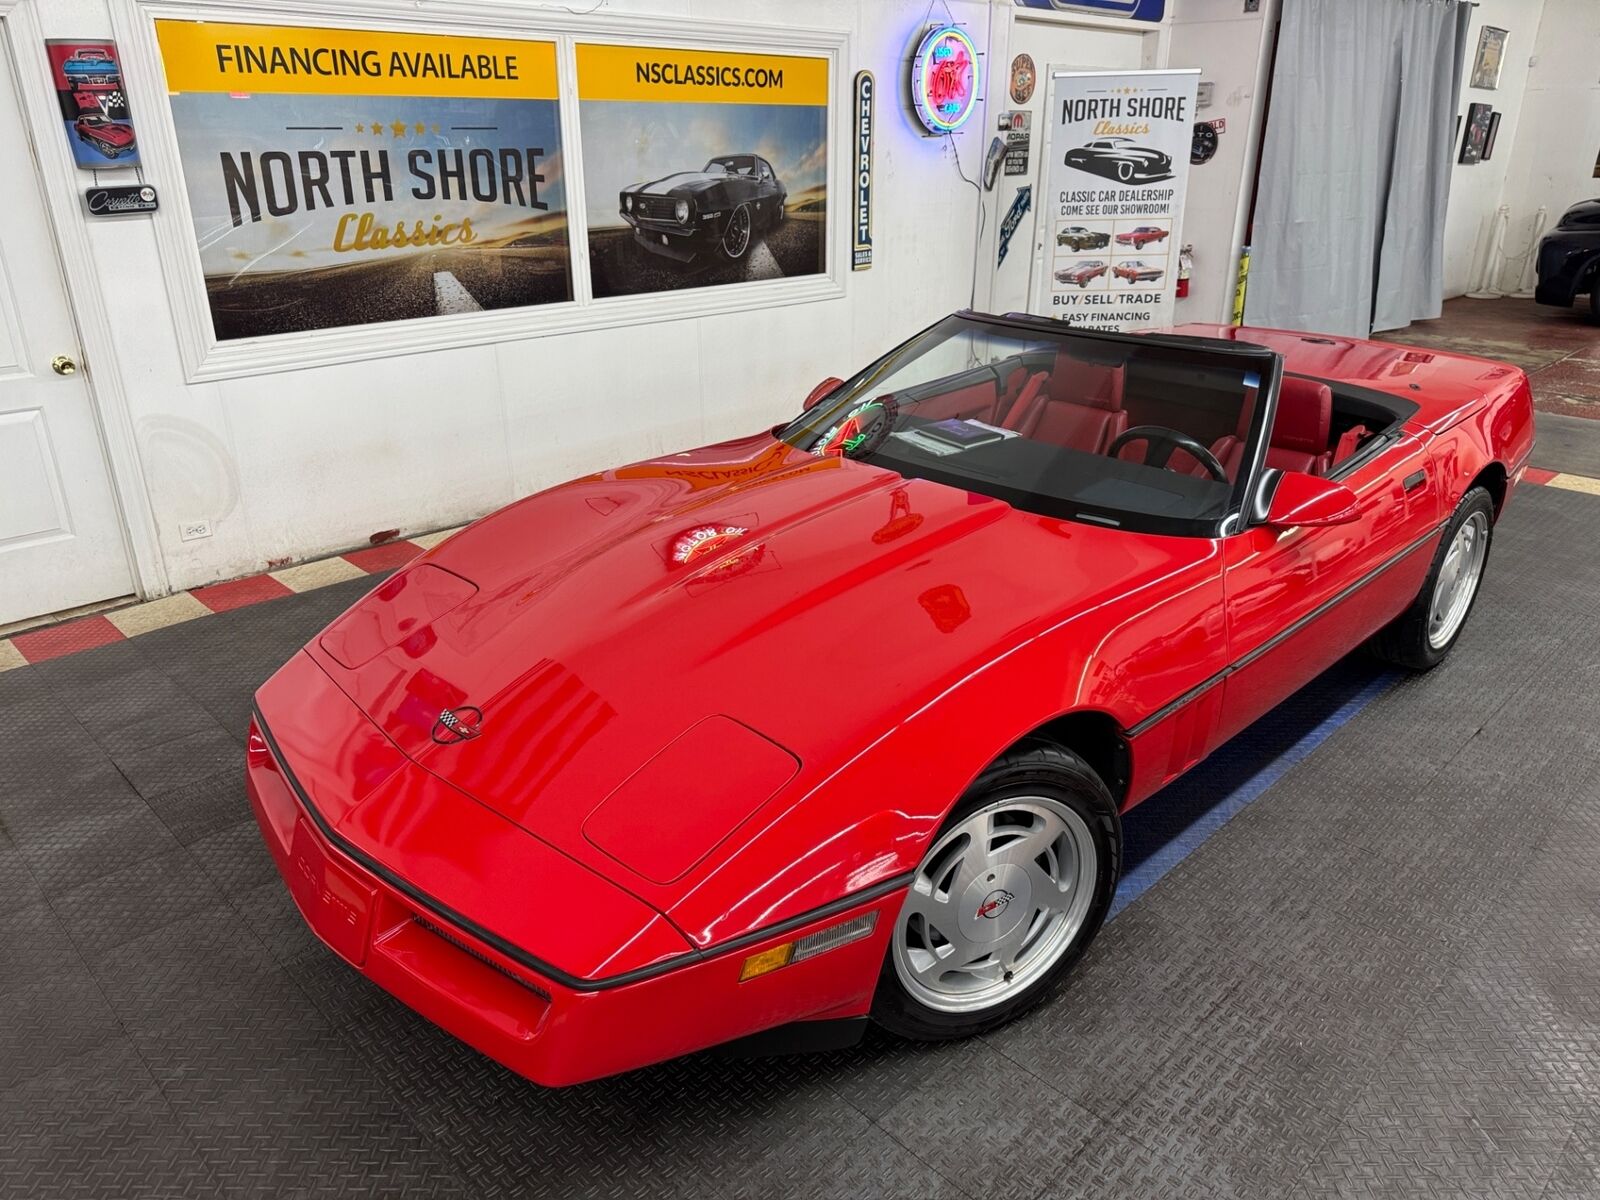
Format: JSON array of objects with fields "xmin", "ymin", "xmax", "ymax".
[{"xmin": 251, "ymin": 704, "xmax": 911, "ymax": 992}]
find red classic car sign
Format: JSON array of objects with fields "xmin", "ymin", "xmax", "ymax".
[{"xmin": 46, "ymin": 39, "xmax": 140, "ymax": 169}]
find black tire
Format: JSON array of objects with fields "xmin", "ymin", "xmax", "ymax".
[
  {"xmin": 720, "ymin": 204, "xmax": 752, "ymax": 261},
  {"xmin": 1369, "ymin": 486, "xmax": 1495, "ymax": 670},
  {"xmin": 872, "ymin": 741, "xmax": 1120, "ymax": 1042}
]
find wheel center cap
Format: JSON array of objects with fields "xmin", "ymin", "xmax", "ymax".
[{"xmin": 959, "ymin": 862, "xmax": 1030, "ymax": 943}]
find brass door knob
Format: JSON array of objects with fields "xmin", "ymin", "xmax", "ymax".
[{"xmin": 51, "ymin": 355, "xmax": 77, "ymax": 376}]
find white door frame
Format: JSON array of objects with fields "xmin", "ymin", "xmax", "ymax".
[{"xmin": 0, "ymin": 0, "xmax": 169, "ymax": 600}]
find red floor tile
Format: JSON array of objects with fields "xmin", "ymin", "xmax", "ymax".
[
  {"xmin": 343, "ymin": 541, "xmax": 422, "ymax": 573},
  {"xmin": 1523, "ymin": 467, "xmax": 1559, "ymax": 486},
  {"xmin": 10, "ymin": 614, "xmax": 125, "ymax": 663},
  {"xmin": 191, "ymin": 574, "xmax": 294, "ymax": 613}
]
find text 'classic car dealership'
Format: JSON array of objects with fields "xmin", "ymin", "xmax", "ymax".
[{"xmin": 3, "ymin": 0, "xmax": 1600, "ymax": 1197}]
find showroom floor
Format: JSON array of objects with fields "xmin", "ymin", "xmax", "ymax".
[{"xmin": 4, "ymin": 301, "xmax": 1600, "ymax": 1199}]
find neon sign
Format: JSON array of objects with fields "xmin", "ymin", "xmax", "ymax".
[{"xmin": 911, "ymin": 25, "xmax": 979, "ymax": 134}]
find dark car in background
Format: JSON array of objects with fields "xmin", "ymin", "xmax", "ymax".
[
  {"xmin": 1064, "ymin": 138, "xmax": 1173, "ymax": 185},
  {"xmin": 73, "ymin": 114, "xmax": 136, "ymax": 158},
  {"xmin": 1057, "ymin": 226, "xmax": 1110, "ymax": 251},
  {"xmin": 1535, "ymin": 198, "xmax": 1600, "ymax": 323},
  {"xmin": 620, "ymin": 154, "xmax": 786, "ymax": 265}
]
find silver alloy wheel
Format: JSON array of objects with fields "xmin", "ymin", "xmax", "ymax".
[
  {"xmin": 892, "ymin": 797, "xmax": 1098, "ymax": 1014},
  {"xmin": 1428, "ymin": 509, "xmax": 1489, "ymax": 649},
  {"xmin": 722, "ymin": 205, "xmax": 751, "ymax": 258}
]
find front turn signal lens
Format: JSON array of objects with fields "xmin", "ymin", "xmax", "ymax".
[
  {"xmin": 737, "ymin": 911, "xmax": 880, "ymax": 982},
  {"xmin": 739, "ymin": 942, "xmax": 794, "ymax": 981}
]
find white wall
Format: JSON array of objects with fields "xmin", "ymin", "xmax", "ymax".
[
  {"xmin": 1497, "ymin": 0, "xmax": 1600, "ymax": 290},
  {"xmin": 27, "ymin": 0, "xmax": 994, "ymax": 594},
  {"xmin": 1441, "ymin": 0, "xmax": 1546, "ymax": 297},
  {"xmin": 1168, "ymin": 0, "xmax": 1276, "ymax": 325}
]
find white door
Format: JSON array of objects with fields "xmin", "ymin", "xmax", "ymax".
[
  {"xmin": 987, "ymin": 19, "xmax": 1149, "ymax": 316},
  {"xmin": 0, "ymin": 30, "xmax": 133, "ymax": 627}
]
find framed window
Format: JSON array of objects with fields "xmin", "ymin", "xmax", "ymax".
[{"xmin": 110, "ymin": 1, "xmax": 847, "ymax": 381}]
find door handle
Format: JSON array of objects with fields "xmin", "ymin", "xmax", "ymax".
[{"xmin": 51, "ymin": 355, "xmax": 78, "ymax": 376}]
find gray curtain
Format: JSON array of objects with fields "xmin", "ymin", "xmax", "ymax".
[{"xmin": 1244, "ymin": 0, "xmax": 1470, "ymax": 336}]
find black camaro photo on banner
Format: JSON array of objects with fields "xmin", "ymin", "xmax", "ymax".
[
  {"xmin": 578, "ymin": 43, "xmax": 829, "ymax": 298},
  {"xmin": 619, "ymin": 154, "xmax": 788, "ymax": 266}
]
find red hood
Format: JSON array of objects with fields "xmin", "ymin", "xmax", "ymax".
[{"xmin": 308, "ymin": 433, "xmax": 1205, "ymax": 902}]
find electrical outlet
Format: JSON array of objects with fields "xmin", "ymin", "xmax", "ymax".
[{"xmin": 179, "ymin": 520, "xmax": 212, "ymax": 542}]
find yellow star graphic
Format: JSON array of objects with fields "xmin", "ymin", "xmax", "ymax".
[
  {"xmin": 414, "ymin": 122, "xmax": 426, "ymax": 134},
  {"xmin": 390, "ymin": 119, "xmax": 407, "ymax": 137},
  {"xmin": 431, "ymin": 123, "xmax": 440, "ymax": 134},
  {"xmin": 371, "ymin": 122, "xmax": 383, "ymax": 138},
  {"xmin": 354, "ymin": 122, "xmax": 364, "ymax": 133}
]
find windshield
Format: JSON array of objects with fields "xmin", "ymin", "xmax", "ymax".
[
  {"xmin": 778, "ymin": 315, "xmax": 1273, "ymax": 536},
  {"xmin": 706, "ymin": 156, "xmax": 756, "ymax": 176}
]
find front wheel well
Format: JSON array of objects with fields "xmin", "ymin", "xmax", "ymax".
[{"xmin": 1013, "ymin": 711, "xmax": 1131, "ymax": 808}]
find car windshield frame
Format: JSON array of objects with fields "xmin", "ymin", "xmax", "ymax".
[{"xmin": 777, "ymin": 312, "xmax": 1283, "ymax": 538}]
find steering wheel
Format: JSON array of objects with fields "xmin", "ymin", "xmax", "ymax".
[{"xmin": 1108, "ymin": 425, "xmax": 1227, "ymax": 483}]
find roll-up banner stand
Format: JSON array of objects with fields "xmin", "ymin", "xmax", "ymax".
[{"xmin": 1032, "ymin": 68, "xmax": 1199, "ymax": 332}]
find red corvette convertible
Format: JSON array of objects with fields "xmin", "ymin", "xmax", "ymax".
[{"xmin": 248, "ymin": 312, "xmax": 1533, "ymax": 1086}]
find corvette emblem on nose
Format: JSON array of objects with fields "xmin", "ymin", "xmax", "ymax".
[{"xmin": 432, "ymin": 706, "xmax": 483, "ymax": 745}]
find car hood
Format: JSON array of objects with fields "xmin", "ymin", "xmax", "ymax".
[
  {"xmin": 634, "ymin": 172, "xmax": 728, "ymax": 196},
  {"xmin": 84, "ymin": 123, "xmax": 133, "ymax": 143},
  {"xmin": 308, "ymin": 432, "xmax": 1193, "ymax": 900}
]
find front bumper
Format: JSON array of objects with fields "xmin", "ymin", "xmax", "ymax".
[
  {"xmin": 620, "ymin": 210, "xmax": 714, "ymax": 263},
  {"xmin": 246, "ymin": 693, "xmax": 899, "ymax": 1086}
]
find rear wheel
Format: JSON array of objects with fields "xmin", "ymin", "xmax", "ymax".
[
  {"xmin": 1370, "ymin": 486, "xmax": 1494, "ymax": 670},
  {"xmin": 873, "ymin": 742, "xmax": 1119, "ymax": 1041}
]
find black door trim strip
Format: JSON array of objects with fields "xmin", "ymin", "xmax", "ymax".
[
  {"xmin": 1126, "ymin": 519, "xmax": 1446, "ymax": 738},
  {"xmin": 250, "ymin": 706, "xmax": 912, "ymax": 993}
]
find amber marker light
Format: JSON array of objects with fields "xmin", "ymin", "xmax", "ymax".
[{"xmin": 738, "ymin": 912, "xmax": 878, "ymax": 982}]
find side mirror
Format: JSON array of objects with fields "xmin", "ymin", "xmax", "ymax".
[
  {"xmin": 803, "ymin": 376, "xmax": 844, "ymax": 411},
  {"xmin": 1262, "ymin": 471, "xmax": 1360, "ymax": 528}
]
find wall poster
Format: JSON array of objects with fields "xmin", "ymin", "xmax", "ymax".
[
  {"xmin": 154, "ymin": 21, "xmax": 570, "ymax": 340},
  {"xmin": 1034, "ymin": 68, "xmax": 1199, "ymax": 332},
  {"xmin": 577, "ymin": 43, "xmax": 828, "ymax": 298},
  {"xmin": 47, "ymin": 40, "xmax": 140, "ymax": 169}
]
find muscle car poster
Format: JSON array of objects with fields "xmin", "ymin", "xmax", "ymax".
[
  {"xmin": 1034, "ymin": 69, "xmax": 1199, "ymax": 332},
  {"xmin": 576, "ymin": 44, "xmax": 828, "ymax": 298},
  {"xmin": 46, "ymin": 40, "xmax": 140, "ymax": 170},
  {"xmin": 154, "ymin": 21, "xmax": 570, "ymax": 340}
]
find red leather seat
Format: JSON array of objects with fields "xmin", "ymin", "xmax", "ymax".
[
  {"xmin": 1330, "ymin": 423, "xmax": 1369, "ymax": 469},
  {"xmin": 1202, "ymin": 376, "xmax": 1334, "ymax": 479},
  {"xmin": 1002, "ymin": 353, "xmax": 1128, "ymax": 454}
]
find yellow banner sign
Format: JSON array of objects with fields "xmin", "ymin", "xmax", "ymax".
[
  {"xmin": 155, "ymin": 20, "xmax": 558, "ymax": 100},
  {"xmin": 576, "ymin": 43, "xmax": 827, "ymax": 106}
]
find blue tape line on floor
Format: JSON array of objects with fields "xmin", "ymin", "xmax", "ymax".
[{"xmin": 1108, "ymin": 663, "xmax": 1402, "ymax": 920}]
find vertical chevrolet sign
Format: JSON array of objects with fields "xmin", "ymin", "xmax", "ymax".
[{"xmin": 852, "ymin": 71, "xmax": 873, "ymax": 271}]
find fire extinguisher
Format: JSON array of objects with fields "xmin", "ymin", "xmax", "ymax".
[{"xmin": 1176, "ymin": 243, "xmax": 1194, "ymax": 299}]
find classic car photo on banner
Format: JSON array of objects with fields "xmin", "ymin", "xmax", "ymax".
[
  {"xmin": 154, "ymin": 21, "xmax": 571, "ymax": 340},
  {"xmin": 1037, "ymin": 68, "xmax": 1199, "ymax": 332},
  {"xmin": 46, "ymin": 40, "xmax": 140, "ymax": 169},
  {"xmin": 577, "ymin": 43, "xmax": 828, "ymax": 298}
]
